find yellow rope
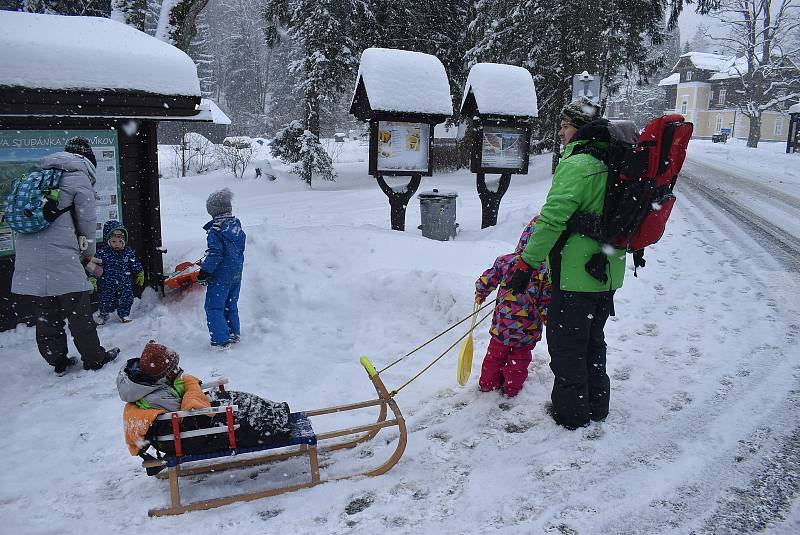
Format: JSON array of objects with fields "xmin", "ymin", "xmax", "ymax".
[
  {"xmin": 388, "ymin": 307, "xmax": 495, "ymax": 397},
  {"xmin": 377, "ymin": 300, "xmax": 496, "ymax": 374}
]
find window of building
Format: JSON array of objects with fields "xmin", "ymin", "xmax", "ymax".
[
  {"xmin": 686, "ymin": 70, "xmax": 693, "ymax": 81},
  {"xmin": 716, "ymin": 115, "xmax": 724, "ymax": 132},
  {"xmin": 680, "ymin": 98, "xmax": 688, "ymax": 114},
  {"xmin": 718, "ymin": 89, "xmax": 726, "ymax": 105},
  {"xmin": 775, "ymin": 116, "xmax": 784, "ymax": 136}
]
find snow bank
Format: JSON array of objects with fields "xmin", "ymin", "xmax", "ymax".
[
  {"xmin": 0, "ymin": 11, "xmax": 200, "ymax": 96},
  {"xmin": 354, "ymin": 48, "xmax": 453, "ymax": 116},
  {"xmin": 461, "ymin": 63, "xmax": 538, "ymax": 117}
]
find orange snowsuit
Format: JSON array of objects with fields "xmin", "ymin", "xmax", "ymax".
[{"xmin": 122, "ymin": 374, "xmax": 210, "ymax": 455}]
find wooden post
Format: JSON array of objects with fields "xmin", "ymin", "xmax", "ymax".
[
  {"xmin": 375, "ymin": 173, "xmax": 421, "ymax": 231},
  {"xmin": 476, "ymin": 172, "xmax": 512, "ymax": 228},
  {"xmin": 309, "ymin": 445, "xmax": 320, "ymax": 483},
  {"xmin": 168, "ymin": 467, "xmax": 181, "ymax": 507}
]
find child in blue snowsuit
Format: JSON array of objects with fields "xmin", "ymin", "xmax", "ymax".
[
  {"xmin": 93, "ymin": 220, "xmax": 144, "ymax": 324},
  {"xmin": 198, "ymin": 188, "xmax": 246, "ymax": 348}
]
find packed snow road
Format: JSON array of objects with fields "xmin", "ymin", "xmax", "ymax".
[
  {"xmin": 675, "ymin": 156, "xmax": 800, "ymax": 534},
  {"xmin": 681, "ymin": 159, "xmax": 800, "ymax": 272}
]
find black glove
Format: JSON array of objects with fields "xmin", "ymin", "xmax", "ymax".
[
  {"xmin": 507, "ymin": 258, "xmax": 533, "ymax": 294},
  {"xmin": 197, "ymin": 270, "xmax": 211, "ymax": 285}
]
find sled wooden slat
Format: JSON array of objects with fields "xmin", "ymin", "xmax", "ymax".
[
  {"xmin": 155, "ymin": 404, "xmax": 238, "ymax": 420},
  {"xmin": 156, "ymin": 424, "xmax": 239, "ymax": 441},
  {"xmin": 151, "ymin": 480, "xmax": 320, "ymax": 517},
  {"xmin": 145, "ymin": 364, "xmax": 407, "ymax": 517},
  {"xmin": 303, "ymin": 398, "xmax": 384, "ymax": 416},
  {"xmin": 155, "ymin": 444, "xmax": 313, "ymax": 479},
  {"xmin": 314, "ymin": 418, "xmax": 399, "ymax": 441}
]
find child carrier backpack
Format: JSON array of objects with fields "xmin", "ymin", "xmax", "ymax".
[
  {"xmin": 568, "ymin": 114, "xmax": 693, "ymax": 279},
  {"xmin": 3, "ymin": 168, "xmax": 72, "ymax": 234}
]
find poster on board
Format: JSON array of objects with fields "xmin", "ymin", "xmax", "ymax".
[
  {"xmin": 0, "ymin": 129, "xmax": 122, "ymax": 257},
  {"xmin": 480, "ymin": 126, "xmax": 526, "ymax": 171},
  {"xmin": 376, "ymin": 121, "xmax": 430, "ymax": 173}
]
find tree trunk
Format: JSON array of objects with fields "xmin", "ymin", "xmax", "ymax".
[
  {"xmin": 747, "ymin": 114, "xmax": 761, "ymax": 148},
  {"xmin": 159, "ymin": 0, "xmax": 210, "ymax": 51},
  {"xmin": 476, "ymin": 172, "xmax": 512, "ymax": 228},
  {"xmin": 375, "ymin": 174, "xmax": 421, "ymax": 231},
  {"xmin": 302, "ymin": 81, "xmax": 320, "ymax": 186}
]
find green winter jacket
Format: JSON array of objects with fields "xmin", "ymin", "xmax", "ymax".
[{"xmin": 520, "ymin": 139, "xmax": 626, "ymax": 292}]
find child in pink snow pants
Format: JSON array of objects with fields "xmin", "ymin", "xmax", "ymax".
[{"xmin": 475, "ymin": 217, "xmax": 551, "ymax": 397}]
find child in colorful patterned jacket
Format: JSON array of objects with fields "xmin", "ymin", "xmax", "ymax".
[
  {"xmin": 90, "ymin": 220, "xmax": 144, "ymax": 324},
  {"xmin": 475, "ymin": 217, "xmax": 551, "ymax": 397}
]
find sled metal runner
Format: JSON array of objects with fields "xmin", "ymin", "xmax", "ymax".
[{"xmin": 145, "ymin": 357, "xmax": 407, "ymax": 517}]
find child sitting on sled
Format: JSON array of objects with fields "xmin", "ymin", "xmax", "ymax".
[
  {"xmin": 87, "ymin": 220, "xmax": 144, "ymax": 324},
  {"xmin": 117, "ymin": 340, "xmax": 290, "ymax": 464},
  {"xmin": 474, "ymin": 217, "xmax": 551, "ymax": 397},
  {"xmin": 197, "ymin": 188, "xmax": 246, "ymax": 349}
]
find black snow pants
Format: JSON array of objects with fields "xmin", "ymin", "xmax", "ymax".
[
  {"xmin": 34, "ymin": 291, "xmax": 106, "ymax": 369},
  {"xmin": 546, "ymin": 288, "xmax": 615, "ymax": 429}
]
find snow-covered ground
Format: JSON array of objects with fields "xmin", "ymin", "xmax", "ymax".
[
  {"xmin": 1, "ymin": 139, "xmax": 798, "ymax": 534},
  {"xmin": 688, "ymin": 138, "xmax": 800, "ymax": 194}
]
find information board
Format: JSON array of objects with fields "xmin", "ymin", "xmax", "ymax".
[
  {"xmin": 376, "ymin": 121, "xmax": 430, "ymax": 173},
  {"xmin": 480, "ymin": 126, "xmax": 527, "ymax": 171},
  {"xmin": 0, "ymin": 129, "xmax": 122, "ymax": 256}
]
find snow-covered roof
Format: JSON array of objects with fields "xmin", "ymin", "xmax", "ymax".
[
  {"xmin": 789, "ymin": 103, "xmax": 800, "ymax": 114},
  {"xmin": 709, "ymin": 56, "xmax": 749, "ymax": 80},
  {"xmin": 0, "ymin": 11, "xmax": 201, "ymax": 97},
  {"xmin": 678, "ymin": 52, "xmax": 731, "ymax": 72},
  {"xmin": 200, "ymin": 99, "xmax": 231, "ymax": 125},
  {"xmin": 352, "ymin": 48, "xmax": 453, "ymax": 117},
  {"xmin": 658, "ymin": 73, "xmax": 680, "ymax": 86},
  {"xmin": 460, "ymin": 63, "xmax": 538, "ymax": 118}
]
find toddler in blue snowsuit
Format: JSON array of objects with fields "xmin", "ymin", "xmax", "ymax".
[
  {"xmin": 198, "ymin": 188, "xmax": 246, "ymax": 348},
  {"xmin": 93, "ymin": 220, "xmax": 144, "ymax": 324}
]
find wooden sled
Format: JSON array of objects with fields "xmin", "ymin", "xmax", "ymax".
[{"xmin": 144, "ymin": 357, "xmax": 407, "ymax": 517}]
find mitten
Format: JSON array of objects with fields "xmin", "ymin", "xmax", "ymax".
[
  {"xmin": 134, "ymin": 271, "xmax": 144, "ymax": 286},
  {"xmin": 85, "ymin": 257, "xmax": 103, "ymax": 277},
  {"xmin": 197, "ymin": 270, "xmax": 211, "ymax": 286},
  {"xmin": 475, "ymin": 293, "xmax": 485, "ymax": 305},
  {"xmin": 506, "ymin": 257, "xmax": 533, "ymax": 294},
  {"xmin": 88, "ymin": 277, "xmax": 98, "ymax": 293}
]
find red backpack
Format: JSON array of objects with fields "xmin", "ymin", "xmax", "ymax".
[{"xmin": 569, "ymin": 114, "xmax": 693, "ymax": 278}]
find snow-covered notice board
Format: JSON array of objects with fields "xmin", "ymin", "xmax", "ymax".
[
  {"xmin": 460, "ymin": 63, "xmax": 537, "ymax": 174},
  {"xmin": 375, "ymin": 121, "xmax": 430, "ymax": 173},
  {"xmin": 0, "ymin": 130, "xmax": 122, "ymax": 257},
  {"xmin": 350, "ymin": 48, "xmax": 453, "ymax": 177},
  {"xmin": 480, "ymin": 126, "xmax": 527, "ymax": 170}
]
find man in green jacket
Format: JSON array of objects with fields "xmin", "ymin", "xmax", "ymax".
[{"xmin": 508, "ymin": 97, "xmax": 625, "ymax": 429}]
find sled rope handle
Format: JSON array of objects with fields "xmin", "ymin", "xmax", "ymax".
[
  {"xmin": 378, "ymin": 299, "xmax": 496, "ymax": 374},
  {"xmin": 388, "ymin": 307, "xmax": 494, "ymax": 397}
]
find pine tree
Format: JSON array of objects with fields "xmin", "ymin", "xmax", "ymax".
[
  {"xmin": 262, "ymin": 0, "xmax": 368, "ymax": 184},
  {"xmin": 468, "ymin": 0, "xmax": 674, "ymax": 163},
  {"xmin": 689, "ymin": 24, "xmax": 712, "ymax": 53},
  {"xmin": 111, "ymin": 0, "xmax": 145, "ymax": 29},
  {"xmin": 22, "ymin": 0, "xmax": 111, "ymax": 16},
  {"xmin": 187, "ymin": 10, "xmax": 215, "ymax": 97}
]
